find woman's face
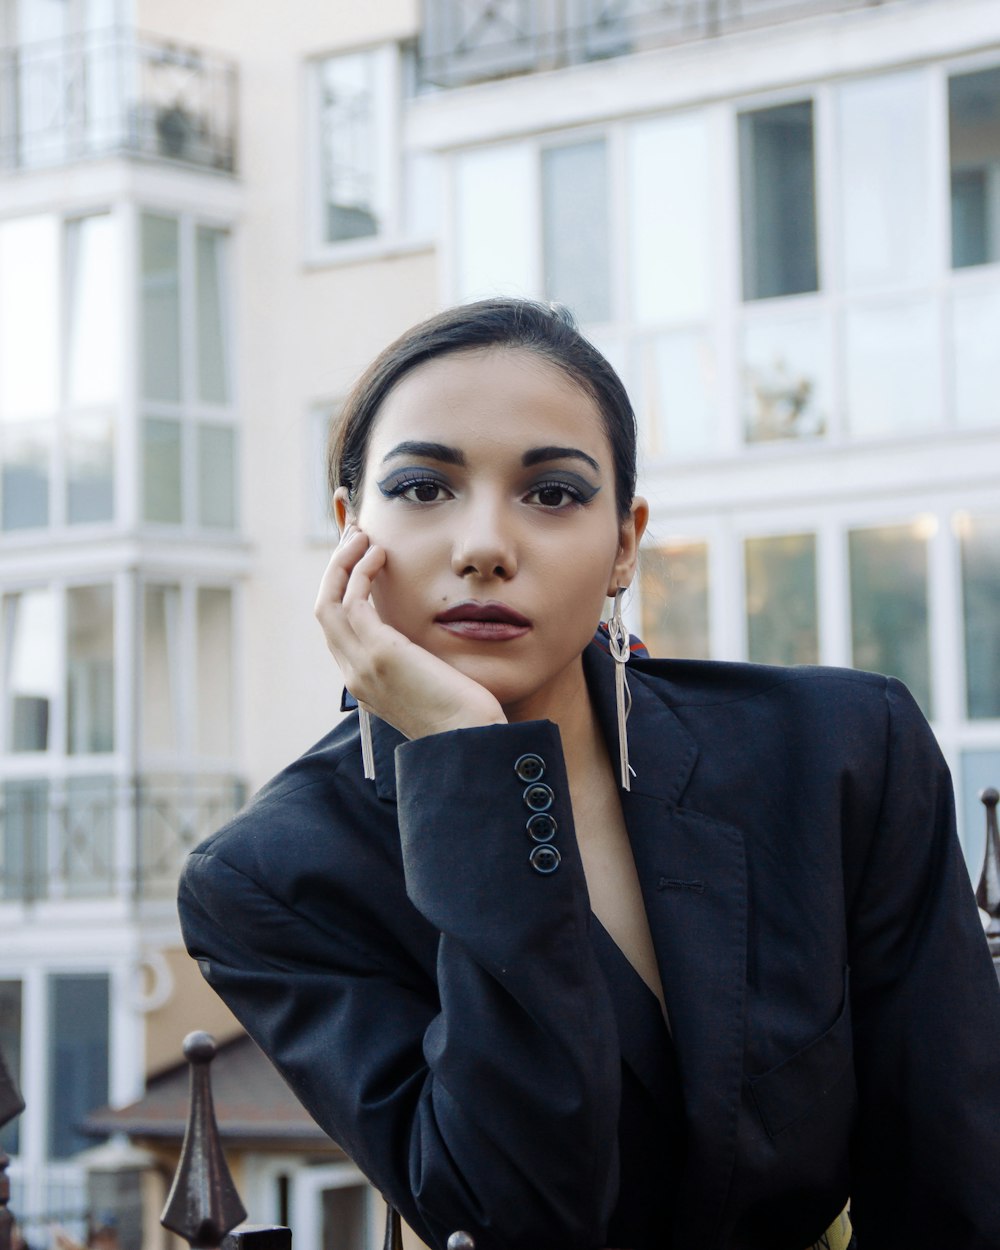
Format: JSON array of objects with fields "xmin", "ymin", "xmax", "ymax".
[{"xmin": 336, "ymin": 347, "xmax": 647, "ymax": 720}]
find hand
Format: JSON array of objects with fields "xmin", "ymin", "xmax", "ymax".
[{"xmin": 314, "ymin": 529, "xmax": 508, "ymax": 740}]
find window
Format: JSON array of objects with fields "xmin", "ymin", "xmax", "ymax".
[
  {"xmin": 849, "ymin": 523, "xmax": 931, "ymax": 716},
  {"xmin": 0, "ymin": 980, "xmax": 22, "ymax": 1155},
  {"xmin": 959, "ymin": 513, "xmax": 1000, "ymax": 719},
  {"xmin": 639, "ymin": 543, "xmax": 710, "ymax": 660},
  {"xmin": 541, "ymin": 139, "xmax": 611, "ymax": 322},
  {"xmin": 1, "ymin": 780, "xmax": 48, "ymax": 901},
  {"xmin": 5, "ymin": 588, "xmax": 58, "ymax": 752},
  {"xmin": 739, "ymin": 101, "xmax": 818, "ymax": 300},
  {"xmin": 744, "ymin": 534, "xmax": 819, "ymax": 665},
  {"xmin": 66, "ymin": 585, "xmax": 115, "ymax": 755},
  {"xmin": 140, "ymin": 212, "xmax": 236, "ymax": 530},
  {"xmin": 960, "ymin": 751, "xmax": 1000, "ymax": 876},
  {"xmin": 320, "ymin": 1185, "xmax": 369, "ymax": 1250},
  {"xmin": 949, "ymin": 66, "xmax": 1000, "ymax": 269},
  {"xmin": 743, "ymin": 312, "xmax": 829, "ymax": 442},
  {"xmin": 47, "ymin": 973, "xmax": 109, "ymax": 1158}
]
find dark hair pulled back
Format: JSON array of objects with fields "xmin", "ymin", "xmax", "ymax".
[{"xmin": 329, "ymin": 298, "xmax": 638, "ymax": 522}]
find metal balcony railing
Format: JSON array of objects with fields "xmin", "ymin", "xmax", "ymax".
[
  {"xmin": 0, "ymin": 27, "xmax": 237, "ymax": 174},
  {"xmin": 419, "ymin": 0, "xmax": 902, "ymax": 89},
  {"xmin": 0, "ymin": 775, "xmax": 245, "ymax": 904}
]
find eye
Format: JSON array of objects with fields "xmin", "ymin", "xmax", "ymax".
[
  {"xmin": 524, "ymin": 479, "xmax": 595, "ymax": 509},
  {"xmin": 378, "ymin": 473, "xmax": 454, "ymax": 504}
]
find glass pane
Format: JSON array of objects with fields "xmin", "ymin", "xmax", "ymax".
[
  {"xmin": 196, "ymin": 227, "xmax": 230, "ymax": 404},
  {"xmin": 960, "ymin": 751, "xmax": 1000, "ymax": 881},
  {"xmin": 142, "ymin": 585, "xmax": 181, "ymax": 754},
  {"xmin": 542, "ymin": 139, "xmax": 610, "ymax": 323},
  {"xmin": 849, "ymin": 523, "xmax": 931, "ymax": 715},
  {"xmin": 952, "ymin": 285, "xmax": 1000, "ymax": 427},
  {"xmin": 67, "ymin": 414, "xmax": 114, "ymax": 524},
  {"xmin": 66, "ymin": 584, "xmax": 115, "ymax": 754},
  {"xmin": 141, "ymin": 214, "xmax": 181, "ymax": 402},
  {"xmin": 960, "ymin": 513, "xmax": 1000, "ymax": 719},
  {"xmin": 47, "ymin": 974, "xmax": 109, "ymax": 1158},
  {"xmin": 745, "ymin": 534, "xmax": 818, "ymax": 665},
  {"xmin": 0, "ymin": 981, "xmax": 22, "ymax": 1155},
  {"xmin": 61, "ymin": 776, "xmax": 114, "ymax": 896},
  {"xmin": 66, "ymin": 214, "xmax": 121, "ymax": 407},
  {"xmin": 2, "ymin": 424, "xmax": 50, "ymax": 529},
  {"xmin": 639, "ymin": 542, "xmax": 710, "ymax": 660},
  {"xmin": 844, "ymin": 299, "xmax": 939, "ymax": 437},
  {"xmin": 949, "ymin": 67, "xmax": 1000, "ymax": 269},
  {"xmin": 143, "ymin": 417, "xmax": 182, "ymax": 524},
  {"xmin": 6, "ymin": 589, "xmax": 57, "ymax": 752},
  {"xmin": 739, "ymin": 101, "xmax": 818, "ymax": 300},
  {"xmin": 638, "ymin": 332, "xmax": 716, "ymax": 459},
  {"xmin": 197, "ymin": 588, "xmax": 233, "ymax": 756},
  {"xmin": 320, "ymin": 53, "xmax": 378, "ymax": 242},
  {"xmin": 837, "ymin": 72, "xmax": 932, "ymax": 290},
  {"xmin": 321, "ymin": 1185, "xmax": 368, "ymax": 1250},
  {"xmin": 743, "ymin": 313, "xmax": 829, "ymax": 442},
  {"xmin": 628, "ymin": 113, "xmax": 712, "ymax": 324},
  {"xmin": 197, "ymin": 424, "xmax": 236, "ymax": 529},
  {"xmin": 2, "ymin": 780, "xmax": 49, "ymax": 902},
  {"xmin": 455, "ymin": 145, "xmax": 535, "ymax": 300},
  {"xmin": 0, "ymin": 215, "xmax": 59, "ymax": 420}
]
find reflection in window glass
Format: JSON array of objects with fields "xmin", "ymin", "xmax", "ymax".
[
  {"xmin": 2, "ymin": 424, "xmax": 50, "ymax": 529},
  {"xmin": 959, "ymin": 751, "xmax": 1000, "ymax": 881},
  {"xmin": 640, "ymin": 543, "xmax": 709, "ymax": 660},
  {"xmin": 739, "ymin": 102, "xmax": 818, "ymax": 300},
  {"xmin": 143, "ymin": 585, "xmax": 181, "ymax": 754},
  {"xmin": 743, "ymin": 314, "xmax": 828, "ymax": 442},
  {"xmin": 640, "ymin": 333, "xmax": 715, "ymax": 459},
  {"xmin": 628, "ymin": 113, "xmax": 712, "ymax": 324},
  {"xmin": 48, "ymin": 974, "xmax": 109, "ymax": 1158},
  {"xmin": 197, "ymin": 424, "xmax": 236, "ymax": 529},
  {"xmin": 542, "ymin": 140, "xmax": 610, "ymax": 323},
  {"xmin": 67, "ymin": 414, "xmax": 114, "ymax": 523},
  {"xmin": 745, "ymin": 534, "xmax": 818, "ymax": 665},
  {"xmin": 0, "ymin": 215, "xmax": 59, "ymax": 420},
  {"xmin": 844, "ymin": 299, "xmax": 939, "ymax": 437},
  {"xmin": 196, "ymin": 227, "xmax": 229, "ymax": 404},
  {"xmin": 62, "ymin": 776, "xmax": 114, "ymax": 896},
  {"xmin": 849, "ymin": 523, "xmax": 931, "ymax": 715},
  {"xmin": 2, "ymin": 780, "xmax": 48, "ymax": 902},
  {"xmin": 0, "ymin": 981, "xmax": 22, "ymax": 1154},
  {"xmin": 66, "ymin": 584, "xmax": 115, "ymax": 755},
  {"xmin": 455, "ymin": 145, "xmax": 534, "ymax": 300},
  {"xmin": 837, "ymin": 73, "xmax": 931, "ymax": 290},
  {"xmin": 319, "ymin": 53, "xmax": 379, "ymax": 242},
  {"xmin": 141, "ymin": 214, "xmax": 181, "ymax": 402},
  {"xmin": 197, "ymin": 588, "xmax": 233, "ymax": 757},
  {"xmin": 6, "ymin": 589, "xmax": 57, "ymax": 752},
  {"xmin": 322, "ymin": 1185, "xmax": 368, "ymax": 1250},
  {"xmin": 144, "ymin": 418, "xmax": 182, "ymax": 524},
  {"xmin": 66, "ymin": 214, "xmax": 120, "ymax": 407},
  {"xmin": 960, "ymin": 513, "xmax": 1000, "ymax": 719},
  {"xmin": 952, "ymin": 286, "xmax": 1000, "ymax": 427},
  {"xmin": 949, "ymin": 67, "xmax": 1000, "ymax": 269}
]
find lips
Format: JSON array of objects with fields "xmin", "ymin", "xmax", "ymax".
[{"xmin": 435, "ymin": 600, "xmax": 531, "ymax": 640}]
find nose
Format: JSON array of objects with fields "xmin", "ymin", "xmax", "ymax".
[{"xmin": 451, "ymin": 496, "xmax": 517, "ymax": 581}]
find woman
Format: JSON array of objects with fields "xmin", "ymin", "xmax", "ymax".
[{"xmin": 179, "ymin": 299, "xmax": 1000, "ymax": 1250}]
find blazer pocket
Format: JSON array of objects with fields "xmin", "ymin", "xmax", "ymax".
[{"xmin": 748, "ymin": 968, "xmax": 853, "ymax": 1140}]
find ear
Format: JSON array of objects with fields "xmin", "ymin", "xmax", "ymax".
[
  {"xmin": 607, "ymin": 496, "xmax": 649, "ymax": 596},
  {"xmin": 333, "ymin": 486, "xmax": 355, "ymax": 536}
]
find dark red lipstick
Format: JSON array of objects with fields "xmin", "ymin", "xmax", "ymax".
[{"xmin": 435, "ymin": 600, "xmax": 531, "ymax": 640}]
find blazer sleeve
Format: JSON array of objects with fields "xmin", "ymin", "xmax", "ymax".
[
  {"xmin": 846, "ymin": 677, "xmax": 1000, "ymax": 1248},
  {"xmin": 178, "ymin": 720, "xmax": 622, "ymax": 1250}
]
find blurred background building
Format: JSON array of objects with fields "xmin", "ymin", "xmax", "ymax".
[{"xmin": 0, "ymin": 0, "xmax": 998, "ymax": 1248}]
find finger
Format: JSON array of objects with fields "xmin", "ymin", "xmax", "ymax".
[
  {"xmin": 314, "ymin": 531, "xmax": 369, "ymax": 613},
  {"xmin": 341, "ymin": 543, "xmax": 387, "ymax": 613}
]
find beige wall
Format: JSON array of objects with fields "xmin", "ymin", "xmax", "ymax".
[{"xmin": 144, "ymin": 946, "xmax": 243, "ymax": 1076}]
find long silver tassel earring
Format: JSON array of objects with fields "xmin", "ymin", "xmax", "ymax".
[
  {"xmin": 606, "ymin": 587, "xmax": 634, "ymax": 791},
  {"xmin": 358, "ymin": 707, "xmax": 376, "ymax": 781}
]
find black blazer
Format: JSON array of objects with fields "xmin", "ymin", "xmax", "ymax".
[{"xmin": 178, "ymin": 644, "xmax": 1000, "ymax": 1250}]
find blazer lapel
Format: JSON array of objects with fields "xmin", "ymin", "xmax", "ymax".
[{"xmin": 584, "ymin": 645, "xmax": 748, "ymax": 1249}]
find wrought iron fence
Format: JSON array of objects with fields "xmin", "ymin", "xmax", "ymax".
[
  {"xmin": 0, "ymin": 26, "xmax": 237, "ymax": 173},
  {"xmin": 419, "ymin": 0, "xmax": 902, "ymax": 89},
  {"xmin": 0, "ymin": 775, "xmax": 246, "ymax": 904}
]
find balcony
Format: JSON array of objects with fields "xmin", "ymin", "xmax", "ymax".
[
  {"xmin": 0, "ymin": 774, "xmax": 245, "ymax": 904},
  {"xmin": 0, "ymin": 27, "xmax": 237, "ymax": 174},
  {"xmin": 419, "ymin": 0, "xmax": 901, "ymax": 89}
]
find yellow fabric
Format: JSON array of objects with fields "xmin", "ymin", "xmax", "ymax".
[{"xmin": 808, "ymin": 1205, "xmax": 853, "ymax": 1250}]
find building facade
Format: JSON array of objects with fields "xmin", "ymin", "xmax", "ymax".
[{"xmin": 0, "ymin": 1, "xmax": 998, "ymax": 1249}]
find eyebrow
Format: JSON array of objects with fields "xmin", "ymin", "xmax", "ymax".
[
  {"xmin": 522, "ymin": 445, "xmax": 601, "ymax": 474},
  {"xmin": 380, "ymin": 441, "xmax": 602, "ymax": 474}
]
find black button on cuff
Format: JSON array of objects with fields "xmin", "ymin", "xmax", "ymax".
[
  {"xmin": 526, "ymin": 813, "xmax": 557, "ymax": 842},
  {"xmin": 529, "ymin": 844, "xmax": 561, "ymax": 874},
  {"xmin": 523, "ymin": 782, "xmax": 554, "ymax": 812},
  {"xmin": 514, "ymin": 752, "xmax": 545, "ymax": 782}
]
